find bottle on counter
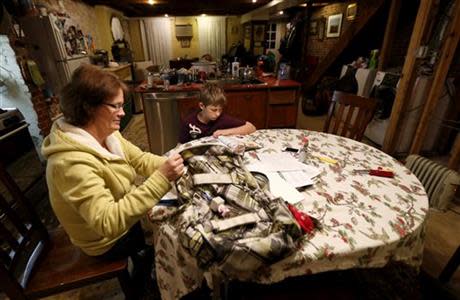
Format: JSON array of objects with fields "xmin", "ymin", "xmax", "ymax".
[
  {"xmin": 147, "ymin": 72, "xmax": 154, "ymax": 88},
  {"xmin": 232, "ymin": 57, "xmax": 240, "ymax": 78}
]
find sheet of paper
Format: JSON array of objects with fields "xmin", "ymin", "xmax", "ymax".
[
  {"xmin": 161, "ymin": 189, "xmax": 178, "ymax": 200},
  {"xmin": 246, "ymin": 153, "xmax": 319, "ymax": 173},
  {"xmin": 278, "ymin": 170, "xmax": 317, "ymax": 188},
  {"xmin": 265, "ymin": 172, "xmax": 305, "ymax": 204}
]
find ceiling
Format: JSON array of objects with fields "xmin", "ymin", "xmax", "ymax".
[{"xmin": 81, "ymin": 0, "xmax": 275, "ymax": 17}]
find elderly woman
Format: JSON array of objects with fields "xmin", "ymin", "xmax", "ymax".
[{"xmin": 41, "ymin": 64, "xmax": 183, "ymax": 295}]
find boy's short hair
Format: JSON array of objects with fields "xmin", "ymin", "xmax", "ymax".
[{"xmin": 199, "ymin": 83, "xmax": 227, "ymax": 107}]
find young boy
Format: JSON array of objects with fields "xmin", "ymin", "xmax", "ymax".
[{"xmin": 179, "ymin": 83, "xmax": 256, "ymax": 143}]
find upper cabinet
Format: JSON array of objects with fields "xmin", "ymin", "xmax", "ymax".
[{"xmin": 243, "ymin": 21, "xmax": 267, "ymax": 56}]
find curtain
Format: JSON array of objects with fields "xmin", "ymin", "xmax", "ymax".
[
  {"xmin": 197, "ymin": 16, "xmax": 226, "ymax": 62},
  {"xmin": 142, "ymin": 18, "xmax": 172, "ymax": 67}
]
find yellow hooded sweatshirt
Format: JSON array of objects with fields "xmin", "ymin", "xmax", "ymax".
[{"xmin": 41, "ymin": 118, "xmax": 170, "ymax": 256}]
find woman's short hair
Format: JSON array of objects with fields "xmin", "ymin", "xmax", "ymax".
[
  {"xmin": 60, "ymin": 64, "xmax": 128, "ymax": 126},
  {"xmin": 199, "ymin": 82, "xmax": 226, "ymax": 107}
]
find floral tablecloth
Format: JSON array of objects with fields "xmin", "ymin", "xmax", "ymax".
[{"xmin": 146, "ymin": 129, "xmax": 428, "ymax": 300}]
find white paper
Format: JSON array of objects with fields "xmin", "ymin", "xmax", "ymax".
[
  {"xmin": 265, "ymin": 172, "xmax": 305, "ymax": 204},
  {"xmin": 278, "ymin": 170, "xmax": 317, "ymax": 188},
  {"xmin": 246, "ymin": 153, "xmax": 319, "ymax": 172},
  {"xmin": 161, "ymin": 189, "xmax": 178, "ymax": 200}
]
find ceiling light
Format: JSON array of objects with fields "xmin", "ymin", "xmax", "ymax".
[
  {"xmin": 252, "ymin": 0, "xmax": 257, "ymax": 3},
  {"xmin": 164, "ymin": 14, "xmax": 169, "ymax": 17},
  {"xmin": 147, "ymin": 0, "xmax": 154, "ymax": 5},
  {"xmin": 279, "ymin": 11, "xmax": 284, "ymax": 15}
]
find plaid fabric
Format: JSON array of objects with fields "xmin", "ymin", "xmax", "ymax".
[{"xmin": 175, "ymin": 143, "xmax": 303, "ymax": 278}]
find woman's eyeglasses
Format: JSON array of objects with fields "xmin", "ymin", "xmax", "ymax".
[{"xmin": 102, "ymin": 103, "xmax": 124, "ymax": 110}]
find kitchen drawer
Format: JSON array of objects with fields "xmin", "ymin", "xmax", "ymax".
[
  {"xmin": 269, "ymin": 89, "xmax": 297, "ymax": 104},
  {"xmin": 267, "ymin": 104, "xmax": 297, "ymax": 128}
]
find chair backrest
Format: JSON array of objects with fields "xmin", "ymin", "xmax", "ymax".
[
  {"xmin": 405, "ymin": 154, "xmax": 460, "ymax": 210},
  {"xmin": 0, "ymin": 164, "xmax": 49, "ymax": 299},
  {"xmin": 323, "ymin": 90, "xmax": 377, "ymax": 141}
]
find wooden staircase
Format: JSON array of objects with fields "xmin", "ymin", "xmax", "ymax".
[{"xmin": 303, "ymin": 0, "xmax": 386, "ymax": 90}]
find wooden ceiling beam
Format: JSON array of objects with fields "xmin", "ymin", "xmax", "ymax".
[{"xmin": 382, "ymin": 0, "xmax": 434, "ymax": 154}]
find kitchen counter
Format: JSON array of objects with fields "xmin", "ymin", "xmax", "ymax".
[
  {"xmin": 136, "ymin": 77, "xmax": 301, "ymax": 154},
  {"xmin": 134, "ymin": 76, "xmax": 301, "ymax": 93}
]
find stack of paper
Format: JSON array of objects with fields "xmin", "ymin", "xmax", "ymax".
[{"xmin": 246, "ymin": 153, "xmax": 320, "ymax": 204}]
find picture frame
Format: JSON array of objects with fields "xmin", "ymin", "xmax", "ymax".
[
  {"xmin": 309, "ymin": 20, "xmax": 318, "ymax": 35},
  {"xmin": 326, "ymin": 13, "xmax": 343, "ymax": 38},
  {"xmin": 253, "ymin": 24, "xmax": 265, "ymax": 42},
  {"xmin": 346, "ymin": 3, "xmax": 358, "ymax": 20}
]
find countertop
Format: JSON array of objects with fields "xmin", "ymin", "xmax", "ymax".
[{"xmin": 134, "ymin": 76, "xmax": 301, "ymax": 93}]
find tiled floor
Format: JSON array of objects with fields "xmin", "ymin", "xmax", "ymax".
[{"xmin": 2, "ymin": 112, "xmax": 459, "ymax": 300}]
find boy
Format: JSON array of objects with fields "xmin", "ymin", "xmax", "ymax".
[{"xmin": 179, "ymin": 83, "xmax": 256, "ymax": 143}]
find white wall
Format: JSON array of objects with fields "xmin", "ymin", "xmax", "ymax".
[{"xmin": 0, "ymin": 35, "xmax": 42, "ymax": 147}]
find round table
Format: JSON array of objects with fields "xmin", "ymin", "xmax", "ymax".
[{"xmin": 147, "ymin": 129, "xmax": 429, "ymax": 300}]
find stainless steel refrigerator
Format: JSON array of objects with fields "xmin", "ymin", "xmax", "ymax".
[{"xmin": 21, "ymin": 13, "xmax": 90, "ymax": 96}]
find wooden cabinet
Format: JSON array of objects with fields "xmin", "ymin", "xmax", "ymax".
[
  {"xmin": 178, "ymin": 97, "xmax": 199, "ymax": 120},
  {"xmin": 225, "ymin": 90, "xmax": 267, "ymax": 130},
  {"xmin": 267, "ymin": 88, "xmax": 299, "ymax": 128}
]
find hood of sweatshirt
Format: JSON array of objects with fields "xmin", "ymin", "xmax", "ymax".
[{"xmin": 41, "ymin": 118, "xmax": 125, "ymax": 161}]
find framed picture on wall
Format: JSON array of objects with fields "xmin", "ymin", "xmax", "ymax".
[
  {"xmin": 254, "ymin": 24, "xmax": 265, "ymax": 42},
  {"xmin": 346, "ymin": 3, "xmax": 358, "ymax": 20},
  {"xmin": 326, "ymin": 13, "xmax": 343, "ymax": 38}
]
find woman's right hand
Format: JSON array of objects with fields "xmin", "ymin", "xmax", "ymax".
[{"xmin": 158, "ymin": 153, "xmax": 184, "ymax": 181}]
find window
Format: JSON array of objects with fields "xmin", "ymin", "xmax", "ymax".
[{"xmin": 265, "ymin": 23, "xmax": 277, "ymax": 50}]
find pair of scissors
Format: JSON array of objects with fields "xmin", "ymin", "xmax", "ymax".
[{"xmin": 353, "ymin": 167, "xmax": 394, "ymax": 178}]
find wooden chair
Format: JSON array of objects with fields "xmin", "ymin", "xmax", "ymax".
[
  {"xmin": 323, "ymin": 90, "xmax": 377, "ymax": 141},
  {"xmin": 0, "ymin": 165, "xmax": 136, "ymax": 299}
]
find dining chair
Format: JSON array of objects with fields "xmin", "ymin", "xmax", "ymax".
[
  {"xmin": 0, "ymin": 165, "xmax": 136, "ymax": 300},
  {"xmin": 322, "ymin": 90, "xmax": 377, "ymax": 141}
]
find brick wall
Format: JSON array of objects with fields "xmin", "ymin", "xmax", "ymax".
[
  {"xmin": 307, "ymin": 3, "xmax": 350, "ymax": 60},
  {"xmin": 304, "ymin": 1, "xmax": 415, "ymax": 75}
]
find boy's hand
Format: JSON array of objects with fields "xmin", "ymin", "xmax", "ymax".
[
  {"xmin": 158, "ymin": 153, "xmax": 184, "ymax": 181},
  {"xmin": 212, "ymin": 129, "xmax": 228, "ymax": 138}
]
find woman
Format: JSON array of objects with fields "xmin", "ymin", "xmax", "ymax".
[{"xmin": 41, "ymin": 64, "xmax": 183, "ymax": 295}]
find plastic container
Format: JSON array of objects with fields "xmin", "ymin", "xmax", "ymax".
[
  {"xmin": 231, "ymin": 58, "xmax": 240, "ymax": 78},
  {"xmin": 147, "ymin": 72, "xmax": 154, "ymax": 88}
]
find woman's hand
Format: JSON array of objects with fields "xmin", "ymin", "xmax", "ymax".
[{"xmin": 158, "ymin": 153, "xmax": 184, "ymax": 181}]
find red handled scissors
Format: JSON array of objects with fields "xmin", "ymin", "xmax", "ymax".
[{"xmin": 353, "ymin": 167, "xmax": 394, "ymax": 178}]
